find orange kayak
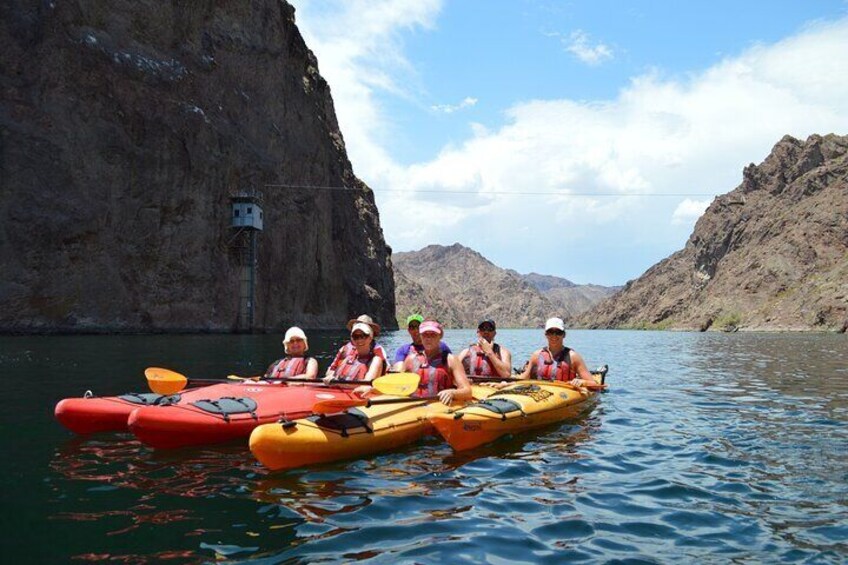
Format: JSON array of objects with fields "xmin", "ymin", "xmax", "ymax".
[
  {"xmin": 249, "ymin": 386, "xmax": 495, "ymax": 470},
  {"xmin": 430, "ymin": 376, "xmax": 606, "ymax": 451}
]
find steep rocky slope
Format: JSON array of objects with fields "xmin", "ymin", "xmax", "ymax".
[
  {"xmin": 393, "ymin": 244, "xmax": 615, "ymax": 327},
  {"xmin": 0, "ymin": 0, "xmax": 395, "ymax": 332},
  {"xmin": 579, "ymin": 134, "xmax": 847, "ymax": 332}
]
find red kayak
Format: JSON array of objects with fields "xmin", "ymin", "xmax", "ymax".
[
  {"xmin": 55, "ymin": 392, "xmax": 181, "ymax": 435},
  {"xmin": 127, "ymin": 381, "xmax": 356, "ymax": 449}
]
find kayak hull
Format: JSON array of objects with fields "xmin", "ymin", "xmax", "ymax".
[
  {"xmin": 128, "ymin": 383, "xmax": 356, "ymax": 449},
  {"xmin": 430, "ymin": 380, "xmax": 600, "ymax": 451},
  {"xmin": 249, "ymin": 401, "xmax": 432, "ymax": 470},
  {"xmin": 250, "ymin": 386, "xmax": 495, "ymax": 470},
  {"xmin": 54, "ymin": 397, "xmax": 139, "ymax": 434}
]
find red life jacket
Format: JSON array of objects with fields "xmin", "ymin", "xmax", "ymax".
[
  {"xmin": 405, "ymin": 350, "xmax": 453, "ymax": 397},
  {"xmin": 266, "ymin": 356, "xmax": 309, "ymax": 379},
  {"xmin": 533, "ymin": 347, "xmax": 575, "ymax": 382},
  {"xmin": 462, "ymin": 343, "xmax": 501, "ymax": 377},
  {"xmin": 335, "ymin": 345, "xmax": 379, "ymax": 381}
]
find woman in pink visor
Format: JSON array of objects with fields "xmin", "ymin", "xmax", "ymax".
[{"xmin": 401, "ymin": 320, "xmax": 472, "ymax": 405}]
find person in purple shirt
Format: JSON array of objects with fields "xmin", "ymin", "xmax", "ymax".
[{"xmin": 391, "ymin": 313, "xmax": 451, "ymax": 372}]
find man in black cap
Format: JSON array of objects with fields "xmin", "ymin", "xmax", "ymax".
[{"xmin": 458, "ymin": 319, "xmax": 512, "ymax": 379}]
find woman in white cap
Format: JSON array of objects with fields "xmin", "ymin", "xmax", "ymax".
[
  {"xmin": 324, "ymin": 318, "xmax": 385, "ymax": 383},
  {"xmin": 325, "ymin": 314, "xmax": 388, "ymax": 377},
  {"xmin": 517, "ymin": 317, "xmax": 597, "ymax": 386},
  {"xmin": 265, "ymin": 327, "xmax": 318, "ymax": 381}
]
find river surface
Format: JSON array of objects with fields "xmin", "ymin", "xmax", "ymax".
[{"xmin": 1, "ymin": 330, "xmax": 846, "ymax": 563}]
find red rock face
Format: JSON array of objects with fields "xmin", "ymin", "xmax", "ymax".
[
  {"xmin": 580, "ymin": 134, "xmax": 848, "ymax": 332},
  {"xmin": 0, "ymin": 1, "xmax": 395, "ymax": 332}
]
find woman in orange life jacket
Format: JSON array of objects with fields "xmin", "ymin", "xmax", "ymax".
[
  {"xmin": 458, "ymin": 319, "xmax": 513, "ymax": 380},
  {"xmin": 324, "ymin": 321, "xmax": 385, "ymax": 385},
  {"xmin": 264, "ymin": 326, "xmax": 318, "ymax": 383},
  {"xmin": 325, "ymin": 314, "xmax": 387, "ymax": 378},
  {"xmin": 401, "ymin": 320, "xmax": 473, "ymax": 404},
  {"xmin": 517, "ymin": 317, "xmax": 597, "ymax": 386}
]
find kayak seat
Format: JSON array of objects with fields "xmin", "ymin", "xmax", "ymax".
[
  {"xmin": 119, "ymin": 392, "xmax": 182, "ymax": 406},
  {"xmin": 307, "ymin": 409, "xmax": 373, "ymax": 437},
  {"xmin": 190, "ymin": 397, "xmax": 258, "ymax": 422}
]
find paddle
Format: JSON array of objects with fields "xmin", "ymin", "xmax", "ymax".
[
  {"xmin": 144, "ymin": 367, "xmax": 419, "ymax": 396},
  {"xmin": 312, "ymin": 394, "xmax": 433, "ymax": 414}
]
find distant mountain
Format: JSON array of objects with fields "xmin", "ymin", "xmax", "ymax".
[
  {"xmin": 578, "ymin": 133, "xmax": 848, "ymax": 332},
  {"xmin": 511, "ymin": 271, "xmax": 621, "ymax": 320},
  {"xmin": 393, "ymin": 244, "xmax": 617, "ymax": 328}
]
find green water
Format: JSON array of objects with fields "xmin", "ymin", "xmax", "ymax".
[{"xmin": 1, "ymin": 330, "xmax": 846, "ymax": 563}]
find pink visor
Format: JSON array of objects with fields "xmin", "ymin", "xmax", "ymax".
[{"xmin": 418, "ymin": 320, "xmax": 443, "ymax": 335}]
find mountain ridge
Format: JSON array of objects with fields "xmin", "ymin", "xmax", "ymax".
[
  {"xmin": 577, "ymin": 133, "xmax": 848, "ymax": 332},
  {"xmin": 393, "ymin": 244, "xmax": 617, "ymax": 328}
]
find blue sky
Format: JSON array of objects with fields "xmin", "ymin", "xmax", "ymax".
[{"xmin": 289, "ymin": 0, "xmax": 848, "ymax": 286}]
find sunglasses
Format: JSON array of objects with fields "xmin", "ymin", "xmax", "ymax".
[
  {"xmin": 479, "ymin": 325, "xmax": 495, "ymax": 332},
  {"xmin": 408, "ymin": 323, "xmax": 421, "ymax": 329},
  {"xmin": 545, "ymin": 329, "xmax": 565, "ymax": 336},
  {"xmin": 351, "ymin": 333, "xmax": 369, "ymax": 340}
]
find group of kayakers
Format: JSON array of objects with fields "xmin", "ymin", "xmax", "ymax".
[{"xmin": 264, "ymin": 313, "xmax": 599, "ymax": 403}]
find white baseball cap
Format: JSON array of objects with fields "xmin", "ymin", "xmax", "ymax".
[{"xmin": 544, "ymin": 317, "xmax": 566, "ymax": 332}]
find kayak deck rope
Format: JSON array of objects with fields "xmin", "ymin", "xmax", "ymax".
[{"xmin": 190, "ymin": 397, "xmax": 258, "ymax": 422}]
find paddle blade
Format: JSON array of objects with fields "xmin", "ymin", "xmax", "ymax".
[
  {"xmin": 372, "ymin": 372, "xmax": 420, "ymax": 396},
  {"xmin": 145, "ymin": 367, "xmax": 188, "ymax": 395},
  {"xmin": 312, "ymin": 398, "xmax": 368, "ymax": 414}
]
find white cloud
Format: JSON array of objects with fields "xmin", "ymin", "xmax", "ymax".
[
  {"xmin": 289, "ymin": 5, "xmax": 848, "ymax": 282},
  {"xmin": 290, "ymin": 0, "xmax": 443, "ymax": 177},
  {"xmin": 565, "ymin": 29, "xmax": 614, "ymax": 66},
  {"xmin": 672, "ymin": 199, "xmax": 711, "ymax": 225},
  {"xmin": 431, "ymin": 96, "xmax": 478, "ymax": 114}
]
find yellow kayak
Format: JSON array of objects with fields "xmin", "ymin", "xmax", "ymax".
[
  {"xmin": 430, "ymin": 376, "xmax": 606, "ymax": 451},
  {"xmin": 249, "ymin": 385, "xmax": 494, "ymax": 470}
]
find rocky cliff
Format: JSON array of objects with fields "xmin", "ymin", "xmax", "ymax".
[
  {"xmin": 393, "ymin": 244, "xmax": 616, "ymax": 327},
  {"xmin": 0, "ymin": 0, "xmax": 395, "ymax": 332},
  {"xmin": 579, "ymin": 134, "xmax": 848, "ymax": 332}
]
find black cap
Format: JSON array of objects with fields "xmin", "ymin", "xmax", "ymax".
[{"xmin": 478, "ymin": 319, "xmax": 496, "ymax": 330}]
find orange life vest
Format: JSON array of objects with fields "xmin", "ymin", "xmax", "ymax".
[
  {"xmin": 405, "ymin": 350, "xmax": 453, "ymax": 397},
  {"xmin": 266, "ymin": 356, "xmax": 309, "ymax": 379},
  {"xmin": 533, "ymin": 347, "xmax": 575, "ymax": 382},
  {"xmin": 462, "ymin": 343, "xmax": 501, "ymax": 377}
]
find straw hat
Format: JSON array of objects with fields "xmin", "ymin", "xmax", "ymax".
[{"xmin": 346, "ymin": 314, "xmax": 381, "ymax": 336}]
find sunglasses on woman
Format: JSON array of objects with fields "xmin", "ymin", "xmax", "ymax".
[{"xmin": 545, "ymin": 329, "xmax": 565, "ymax": 336}]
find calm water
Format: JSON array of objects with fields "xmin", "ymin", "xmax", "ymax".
[{"xmin": 1, "ymin": 330, "xmax": 846, "ymax": 563}]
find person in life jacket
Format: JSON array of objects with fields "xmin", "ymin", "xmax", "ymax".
[
  {"xmin": 458, "ymin": 319, "xmax": 513, "ymax": 380},
  {"xmin": 324, "ymin": 320, "xmax": 385, "ymax": 384},
  {"xmin": 517, "ymin": 317, "xmax": 597, "ymax": 387},
  {"xmin": 326, "ymin": 314, "xmax": 387, "ymax": 377},
  {"xmin": 404, "ymin": 320, "xmax": 472, "ymax": 405},
  {"xmin": 390, "ymin": 313, "xmax": 451, "ymax": 372},
  {"xmin": 264, "ymin": 326, "xmax": 319, "ymax": 382}
]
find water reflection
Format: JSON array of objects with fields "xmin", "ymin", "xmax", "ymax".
[{"xmin": 14, "ymin": 331, "xmax": 848, "ymax": 563}]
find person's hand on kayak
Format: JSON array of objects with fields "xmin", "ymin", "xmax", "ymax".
[
  {"xmin": 353, "ymin": 385, "xmax": 372, "ymax": 397},
  {"xmin": 322, "ymin": 375, "xmax": 337, "ymax": 386},
  {"xmin": 438, "ymin": 389, "xmax": 456, "ymax": 405}
]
